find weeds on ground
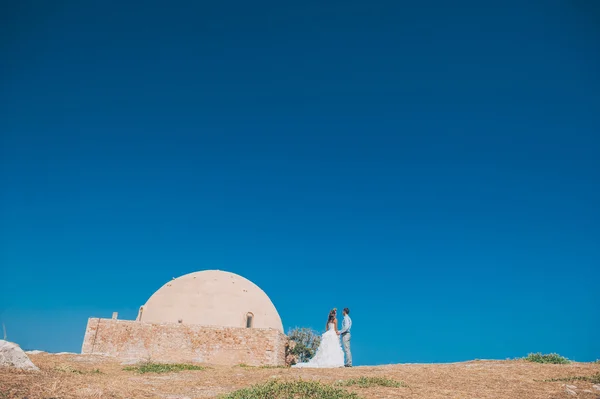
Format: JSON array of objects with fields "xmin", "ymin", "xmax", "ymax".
[
  {"xmin": 336, "ymin": 376, "xmax": 408, "ymax": 388},
  {"xmin": 123, "ymin": 362, "xmax": 205, "ymax": 373},
  {"xmin": 236, "ymin": 363, "xmax": 286, "ymax": 369},
  {"xmin": 219, "ymin": 380, "xmax": 361, "ymax": 399},
  {"xmin": 523, "ymin": 353, "xmax": 570, "ymax": 364},
  {"xmin": 544, "ymin": 373, "xmax": 600, "ymax": 384},
  {"xmin": 55, "ymin": 364, "xmax": 102, "ymax": 374}
]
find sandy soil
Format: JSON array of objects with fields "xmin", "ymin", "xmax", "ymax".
[{"xmin": 1, "ymin": 353, "xmax": 599, "ymax": 399}]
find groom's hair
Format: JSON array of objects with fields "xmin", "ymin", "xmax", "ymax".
[{"xmin": 343, "ymin": 308, "xmax": 350, "ymax": 315}]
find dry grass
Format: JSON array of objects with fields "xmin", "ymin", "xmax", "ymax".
[{"xmin": 1, "ymin": 353, "xmax": 599, "ymax": 398}]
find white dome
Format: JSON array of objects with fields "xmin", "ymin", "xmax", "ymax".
[{"xmin": 138, "ymin": 270, "xmax": 283, "ymax": 332}]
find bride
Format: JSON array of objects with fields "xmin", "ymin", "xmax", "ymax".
[{"xmin": 292, "ymin": 308, "xmax": 345, "ymax": 368}]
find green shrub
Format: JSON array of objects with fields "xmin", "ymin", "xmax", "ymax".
[
  {"xmin": 123, "ymin": 362, "xmax": 205, "ymax": 373},
  {"xmin": 336, "ymin": 377, "xmax": 407, "ymax": 388},
  {"xmin": 287, "ymin": 327, "xmax": 322, "ymax": 363},
  {"xmin": 544, "ymin": 373, "xmax": 600, "ymax": 384},
  {"xmin": 523, "ymin": 353, "xmax": 570, "ymax": 364},
  {"xmin": 220, "ymin": 380, "xmax": 360, "ymax": 399}
]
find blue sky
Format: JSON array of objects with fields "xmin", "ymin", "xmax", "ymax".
[{"xmin": 1, "ymin": 0, "xmax": 599, "ymax": 365}]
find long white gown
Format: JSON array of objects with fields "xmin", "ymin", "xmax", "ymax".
[{"xmin": 292, "ymin": 322, "xmax": 345, "ymax": 368}]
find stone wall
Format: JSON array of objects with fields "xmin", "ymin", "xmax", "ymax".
[{"xmin": 81, "ymin": 318, "xmax": 287, "ymax": 366}]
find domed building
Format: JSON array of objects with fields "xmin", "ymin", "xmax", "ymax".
[
  {"xmin": 136, "ymin": 270, "xmax": 284, "ymax": 332},
  {"xmin": 81, "ymin": 270, "xmax": 287, "ymax": 366}
]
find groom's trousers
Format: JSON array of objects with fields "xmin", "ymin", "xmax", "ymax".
[{"xmin": 341, "ymin": 333, "xmax": 352, "ymax": 366}]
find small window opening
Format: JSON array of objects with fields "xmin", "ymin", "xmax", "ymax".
[{"xmin": 246, "ymin": 312, "xmax": 254, "ymax": 328}]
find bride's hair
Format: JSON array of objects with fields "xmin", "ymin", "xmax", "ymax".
[{"xmin": 326, "ymin": 308, "xmax": 336, "ymax": 327}]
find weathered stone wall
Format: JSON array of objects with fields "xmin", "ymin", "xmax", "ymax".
[{"xmin": 81, "ymin": 318, "xmax": 287, "ymax": 366}]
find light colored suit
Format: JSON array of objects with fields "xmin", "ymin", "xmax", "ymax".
[{"xmin": 339, "ymin": 314, "xmax": 352, "ymax": 366}]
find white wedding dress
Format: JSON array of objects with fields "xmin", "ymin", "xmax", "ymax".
[{"xmin": 292, "ymin": 322, "xmax": 345, "ymax": 368}]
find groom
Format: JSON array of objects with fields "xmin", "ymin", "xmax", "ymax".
[{"xmin": 337, "ymin": 307, "xmax": 352, "ymax": 367}]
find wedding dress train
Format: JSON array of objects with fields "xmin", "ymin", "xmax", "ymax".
[{"xmin": 292, "ymin": 322, "xmax": 345, "ymax": 368}]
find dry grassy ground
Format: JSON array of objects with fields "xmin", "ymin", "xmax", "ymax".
[{"xmin": 1, "ymin": 353, "xmax": 599, "ymax": 399}]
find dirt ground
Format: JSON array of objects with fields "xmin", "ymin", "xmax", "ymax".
[{"xmin": 1, "ymin": 353, "xmax": 599, "ymax": 399}]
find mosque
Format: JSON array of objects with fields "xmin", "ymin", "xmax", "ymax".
[{"xmin": 81, "ymin": 270, "xmax": 287, "ymax": 366}]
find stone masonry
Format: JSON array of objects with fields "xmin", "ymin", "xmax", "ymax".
[{"xmin": 81, "ymin": 318, "xmax": 287, "ymax": 366}]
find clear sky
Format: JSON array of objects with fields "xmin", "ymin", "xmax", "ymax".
[{"xmin": 1, "ymin": 1, "xmax": 599, "ymax": 365}]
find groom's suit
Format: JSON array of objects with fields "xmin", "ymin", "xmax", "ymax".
[{"xmin": 339, "ymin": 314, "xmax": 352, "ymax": 366}]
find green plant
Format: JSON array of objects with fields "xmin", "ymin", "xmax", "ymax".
[
  {"xmin": 544, "ymin": 373, "xmax": 600, "ymax": 384},
  {"xmin": 236, "ymin": 363, "xmax": 284, "ymax": 369},
  {"xmin": 523, "ymin": 353, "xmax": 570, "ymax": 364},
  {"xmin": 219, "ymin": 380, "xmax": 361, "ymax": 399},
  {"xmin": 54, "ymin": 364, "xmax": 103, "ymax": 374},
  {"xmin": 123, "ymin": 362, "xmax": 205, "ymax": 373},
  {"xmin": 237, "ymin": 363, "xmax": 286, "ymax": 369},
  {"xmin": 287, "ymin": 327, "xmax": 322, "ymax": 364},
  {"xmin": 336, "ymin": 377, "xmax": 408, "ymax": 388}
]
